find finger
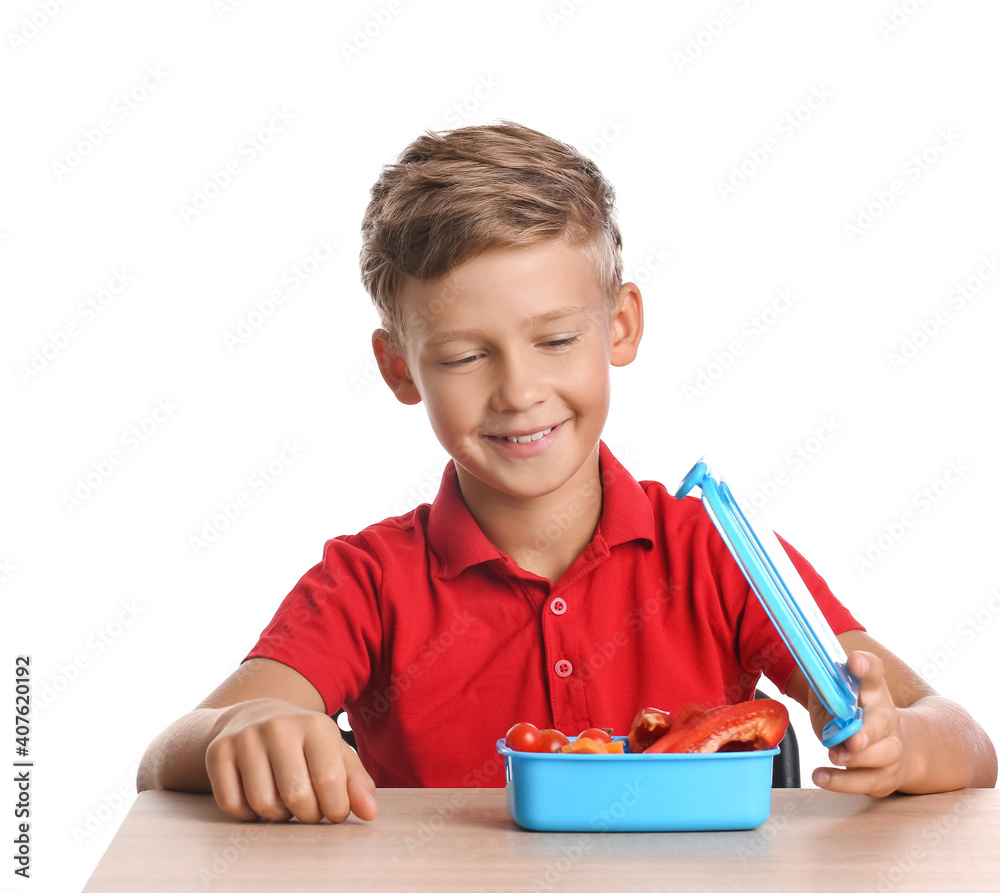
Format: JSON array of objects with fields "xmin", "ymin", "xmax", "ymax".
[
  {"xmin": 828, "ymin": 734, "xmax": 903, "ymax": 771},
  {"xmin": 206, "ymin": 744, "xmax": 259, "ymax": 822},
  {"xmin": 233, "ymin": 737, "xmax": 293, "ymax": 822},
  {"xmin": 270, "ymin": 740, "xmax": 325, "ymax": 824},
  {"xmin": 848, "ymin": 650, "xmax": 886, "ymax": 700},
  {"xmin": 813, "ymin": 765, "xmax": 895, "ymax": 798},
  {"xmin": 302, "ymin": 730, "xmax": 353, "ymax": 823},
  {"xmin": 342, "ymin": 744, "xmax": 378, "ymax": 822},
  {"xmin": 834, "ymin": 709, "xmax": 893, "ymax": 760}
]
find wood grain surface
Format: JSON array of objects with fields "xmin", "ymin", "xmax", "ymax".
[{"xmin": 84, "ymin": 787, "xmax": 1000, "ymax": 892}]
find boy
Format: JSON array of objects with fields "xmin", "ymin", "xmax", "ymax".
[{"xmin": 138, "ymin": 122, "xmax": 996, "ymax": 824}]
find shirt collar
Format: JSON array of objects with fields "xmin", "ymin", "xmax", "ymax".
[{"xmin": 427, "ymin": 442, "xmax": 655, "ymax": 579}]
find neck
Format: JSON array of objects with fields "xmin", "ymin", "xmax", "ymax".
[{"xmin": 455, "ymin": 449, "xmax": 603, "ymax": 582}]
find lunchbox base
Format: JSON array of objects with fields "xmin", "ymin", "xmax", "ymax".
[{"xmin": 499, "ymin": 741, "xmax": 778, "ymax": 832}]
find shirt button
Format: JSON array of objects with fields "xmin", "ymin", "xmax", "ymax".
[
  {"xmin": 554, "ymin": 659, "xmax": 573, "ymax": 677},
  {"xmin": 550, "ymin": 597, "xmax": 567, "ymax": 615}
]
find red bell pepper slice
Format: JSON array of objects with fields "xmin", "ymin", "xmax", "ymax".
[
  {"xmin": 643, "ymin": 700, "xmax": 789, "ymax": 754},
  {"xmin": 671, "ymin": 702, "xmax": 709, "ymax": 730},
  {"xmin": 626, "ymin": 707, "xmax": 673, "ymax": 754}
]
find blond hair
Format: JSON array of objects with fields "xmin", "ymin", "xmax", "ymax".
[{"xmin": 360, "ymin": 121, "xmax": 623, "ymax": 344}]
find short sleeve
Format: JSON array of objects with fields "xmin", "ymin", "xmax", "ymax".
[{"xmin": 244, "ymin": 535, "xmax": 384, "ymax": 714}]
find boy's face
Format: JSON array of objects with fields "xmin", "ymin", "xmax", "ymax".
[{"xmin": 374, "ymin": 239, "xmax": 642, "ymax": 509}]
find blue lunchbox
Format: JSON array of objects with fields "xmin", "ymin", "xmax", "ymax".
[
  {"xmin": 497, "ymin": 458, "xmax": 863, "ymax": 832},
  {"xmin": 497, "ymin": 737, "xmax": 779, "ymax": 832}
]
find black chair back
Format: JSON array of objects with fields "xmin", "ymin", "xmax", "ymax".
[{"xmin": 754, "ymin": 690, "xmax": 801, "ymax": 788}]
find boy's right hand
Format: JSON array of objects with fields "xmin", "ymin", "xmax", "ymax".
[{"xmin": 205, "ymin": 698, "xmax": 377, "ymax": 824}]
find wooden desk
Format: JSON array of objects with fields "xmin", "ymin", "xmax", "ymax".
[{"xmin": 86, "ymin": 788, "xmax": 999, "ymax": 892}]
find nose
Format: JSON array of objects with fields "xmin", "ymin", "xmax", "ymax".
[{"xmin": 489, "ymin": 352, "xmax": 549, "ymax": 414}]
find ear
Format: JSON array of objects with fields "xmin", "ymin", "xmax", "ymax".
[
  {"xmin": 372, "ymin": 330, "xmax": 422, "ymax": 405},
  {"xmin": 609, "ymin": 282, "xmax": 644, "ymax": 367}
]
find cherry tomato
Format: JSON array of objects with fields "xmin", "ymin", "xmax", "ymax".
[
  {"xmin": 538, "ymin": 728, "xmax": 570, "ymax": 753},
  {"xmin": 504, "ymin": 721, "xmax": 542, "ymax": 752},
  {"xmin": 576, "ymin": 727, "xmax": 613, "ymax": 744}
]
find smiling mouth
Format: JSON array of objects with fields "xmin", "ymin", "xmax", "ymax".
[{"xmin": 498, "ymin": 426, "xmax": 554, "ymax": 444}]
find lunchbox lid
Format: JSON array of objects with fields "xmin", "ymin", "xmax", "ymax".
[{"xmin": 676, "ymin": 459, "xmax": 863, "ymax": 747}]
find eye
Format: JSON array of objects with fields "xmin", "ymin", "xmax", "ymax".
[
  {"xmin": 440, "ymin": 353, "xmax": 482, "ymax": 368},
  {"xmin": 540, "ymin": 335, "xmax": 580, "ymax": 349}
]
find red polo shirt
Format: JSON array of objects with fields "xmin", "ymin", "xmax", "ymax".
[{"xmin": 245, "ymin": 443, "xmax": 863, "ymax": 787}]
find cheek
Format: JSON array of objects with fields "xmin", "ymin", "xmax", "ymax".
[
  {"xmin": 577, "ymin": 364, "xmax": 612, "ymax": 426},
  {"xmin": 576, "ymin": 357, "xmax": 611, "ymax": 402},
  {"xmin": 423, "ymin": 382, "xmax": 474, "ymax": 434}
]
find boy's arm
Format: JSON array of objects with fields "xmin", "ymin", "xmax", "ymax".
[
  {"xmin": 137, "ymin": 658, "xmax": 377, "ymax": 823},
  {"xmin": 786, "ymin": 629, "xmax": 998, "ymax": 796}
]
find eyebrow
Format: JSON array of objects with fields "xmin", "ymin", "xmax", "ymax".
[{"xmin": 425, "ymin": 306, "xmax": 590, "ymax": 347}]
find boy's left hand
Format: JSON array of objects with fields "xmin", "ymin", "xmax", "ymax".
[
  {"xmin": 788, "ymin": 629, "xmax": 996, "ymax": 794},
  {"xmin": 809, "ymin": 650, "xmax": 907, "ymax": 797}
]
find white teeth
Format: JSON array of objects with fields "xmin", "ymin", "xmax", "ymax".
[{"xmin": 505, "ymin": 427, "xmax": 553, "ymax": 444}]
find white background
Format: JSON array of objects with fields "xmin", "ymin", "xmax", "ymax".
[{"xmin": 2, "ymin": 1, "xmax": 999, "ymax": 889}]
